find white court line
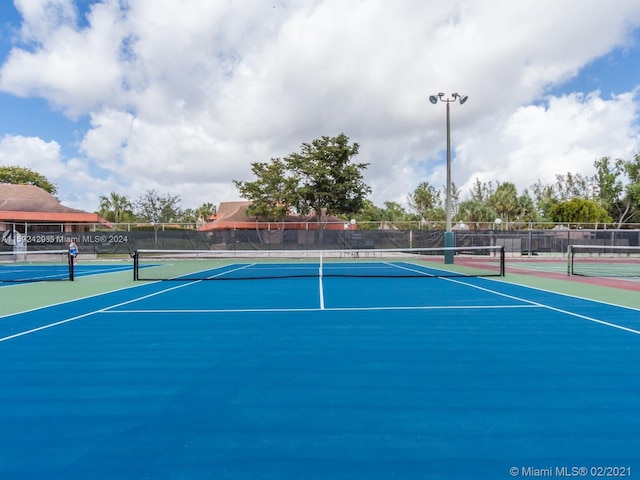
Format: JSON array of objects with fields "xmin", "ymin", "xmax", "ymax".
[
  {"xmin": 444, "ymin": 276, "xmax": 640, "ymax": 336},
  {"xmin": 0, "ymin": 280, "xmax": 155, "ymax": 319},
  {"xmin": 382, "ymin": 262, "xmax": 435, "ymax": 276},
  {"xmin": 0, "ymin": 310, "xmax": 107, "ymax": 343},
  {"xmin": 3, "ymin": 273, "xmax": 638, "ymax": 342},
  {"xmin": 0, "ymin": 280, "xmax": 202, "ymax": 343},
  {"xmin": 206, "ymin": 263, "xmax": 255, "ymax": 279},
  {"xmin": 104, "ymin": 304, "xmax": 539, "ymax": 314},
  {"xmin": 319, "ymin": 275, "xmax": 325, "ymax": 310}
]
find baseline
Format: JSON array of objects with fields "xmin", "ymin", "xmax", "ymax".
[{"xmin": 103, "ymin": 304, "xmax": 540, "ymax": 315}]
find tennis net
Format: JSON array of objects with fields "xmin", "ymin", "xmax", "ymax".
[
  {"xmin": 568, "ymin": 245, "xmax": 640, "ymax": 277},
  {"xmin": 133, "ymin": 246, "xmax": 505, "ymax": 281},
  {"xmin": 0, "ymin": 250, "xmax": 75, "ymax": 282}
]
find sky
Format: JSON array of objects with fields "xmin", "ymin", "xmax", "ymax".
[{"xmin": 0, "ymin": 0, "xmax": 639, "ymax": 213}]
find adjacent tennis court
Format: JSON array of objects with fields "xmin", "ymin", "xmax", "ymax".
[
  {"xmin": 0, "ymin": 250, "xmax": 131, "ymax": 283},
  {"xmin": 0, "ymin": 254, "xmax": 639, "ymax": 479}
]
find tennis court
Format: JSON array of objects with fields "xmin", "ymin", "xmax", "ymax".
[
  {"xmin": 0, "ymin": 250, "xmax": 131, "ymax": 283},
  {"xmin": 1, "ymin": 254, "xmax": 639, "ymax": 479}
]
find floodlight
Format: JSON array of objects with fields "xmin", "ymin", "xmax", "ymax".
[{"xmin": 428, "ymin": 91, "xmax": 468, "ymax": 246}]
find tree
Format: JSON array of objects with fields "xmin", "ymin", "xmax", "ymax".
[
  {"xmin": 195, "ymin": 203, "xmax": 217, "ymax": 225},
  {"xmin": 449, "ymin": 181, "xmax": 462, "ymax": 221},
  {"xmin": 0, "ymin": 165, "xmax": 57, "ymax": 194},
  {"xmin": 469, "ymin": 178, "xmax": 494, "ymax": 203},
  {"xmin": 134, "ymin": 189, "xmax": 182, "ymax": 225},
  {"xmin": 488, "ymin": 182, "xmax": 519, "ymax": 226},
  {"xmin": 179, "ymin": 208, "xmax": 198, "ymax": 226},
  {"xmin": 235, "ymin": 133, "xmax": 371, "ymax": 230},
  {"xmin": 529, "ymin": 179, "xmax": 558, "ymax": 220},
  {"xmin": 554, "ymin": 171, "xmax": 595, "ymax": 200},
  {"xmin": 457, "ymin": 199, "xmax": 496, "ymax": 228},
  {"xmin": 593, "ymin": 155, "xmax": 640, "ymax": 226},
  {"xmin": 353, "ymin": 199, "xmax": 386, "ymax": 229},
  {"xmin": 456, "ymin": 178, "xmax": 496, "ymax": 228},
  {"xmin": 593, "ymin": 156, "xmax": 625, "ymax": 224},
  {"xmin": 177, "ymin": 203, "xmax": 218, "ymax": 227},
  {"xmin": 623, "ymin": 153, "xmax": 640, "ymax": 223},
  {"xmin": 381, "ymin": 201, "xmax": 419, "ymax": 228},
  {"xmin": 548, "ymin": 198, "xmax": 612, "ymax": 225},
  {"xmin": 515, "ymin": 190, "xmax": 540, "ymax": 223},
  {"xmin": 407, "ymin": 182, "xmax": 441, "ymax": 221},
  {"xmin": 234, "ymin": 158, "xmax": 298, "ymax": 223},
  {"xmin": 98, "ymin": 192, "xmax": 135, "ymax": 223}
]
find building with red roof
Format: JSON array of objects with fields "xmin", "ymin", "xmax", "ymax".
[
  {"xmin": 198, "ymin": 201, "xmax": 354, "ymax": 231},
  {"xmin": 0, "ymin": 184, "xmax": 108, "ymax": 233}
]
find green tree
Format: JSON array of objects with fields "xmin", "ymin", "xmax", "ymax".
[
  {"xmin": 594, "ymin": 155, "xmax": 640, "ymax": 226},
  {"xmin": 515, "ymin": 189, "xmax": 540, "ymax": 224},
  {"xmin": 195, "ymin": 203, "xmax": 217, "ymax": 224},
  {"xmin": 457, "ymin": 199, "xmax": 496, "ymax": 228},
  {"xmin": 234, "ymin": 159, "xmax": 298, "ymax": 223},
  {"xmin": 554, "ymin": 171, "xmax": 595, "ymax": 200},
  {"xmin": 624, "ymin": 153, "xmax": 640, "ymax": 223},
  {"xmin": 180, "ymin": 208, "xmax": 197, "ymax": 226},
  {"xmin": 488, "ymin": 182, "xmax": 519, "ymax": 226},
  {"xmin": 548, "ymin": 198, "xmax": 612, "ymax": 225},
  {"xmin": 0, "ymin": 165, "xmax": 57, "ymax": 194},
  {"xmin": 529, "ymin": 179, "xmax": 558, "ymax": 220},
  {"xmin": 235, "ymin": 133, "xmax": 371, "ymax": 230},
  {"xmin": 593, "ymin": 156, "xmax": 625, "ymax": 224},
  {"xmin": 381, "ymin": 201, "xmax": 419, "ymax": 228},
  {"xmin": 407, "ymin": 182, "xmax": 441, "ymax": 220},
  {"xmin": 134, "ymin": 189, "xmax": 182, "ymax": 225},
  {"xmin": 449, "ymin": 181, "xmax": 461, "ymax": 221},
  {"xmin": 469, "ymin": 178, "xmax": 494, "ymax": 203},
  {"xmin": 353, "ymin": 199, "xmax": 386, "ymax": 229},
  {"xmin": 98, "ymin": 192, "xmax": 135, "ymax": 223}
]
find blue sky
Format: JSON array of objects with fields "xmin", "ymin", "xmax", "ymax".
[
  {"xmin": 552, "ymin": 30, "xmax": 640, "ymax": 97},
  {"xmin": 0, "ymin": 0, "xmax": 639, "ymax": 212}
]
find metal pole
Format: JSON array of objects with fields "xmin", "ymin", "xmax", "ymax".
[
  {"xmin": 443, "ymin": 99, "xmax": 455, "ymax": 263},
  {"xmin": 430, "ymin": 92, "xmax": 466, "ymax": 264},
  {"xmin": 446, "ymin": 100, "xmax": 452, "ymax": 234}
]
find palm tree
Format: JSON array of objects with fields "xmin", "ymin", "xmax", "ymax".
[
  {"xmin": 195, "ymin": 203, "xmax": 217, "ymax": 225},
  {"xmin": 98, "ymin": 192, "xmax": 135, "ymax": 223}
]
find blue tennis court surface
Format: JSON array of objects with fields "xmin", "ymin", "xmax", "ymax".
[
  {"xmin": 0, "ymin": 263, "xmax": 132, "ymax": 284},
  {"xmin": 1, "ymin": 274, "xmax": 639, "ymax": 479}
]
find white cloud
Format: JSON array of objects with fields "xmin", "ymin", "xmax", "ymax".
[
  {"xmin": 457, "ymin": 90, "xmax": 640, "ymax": 196},
  {"xmin": 0, "ymin": 133, "xmax": 114, "ymax": 209},
  {"xmin": 0, "ymin": 0, "xmax": 639, "ymax": 212},
  {"xmin": 0, "ymin": 134, "xmax": 64, "ymax": 178}
]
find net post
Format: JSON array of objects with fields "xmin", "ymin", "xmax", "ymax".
[
  {"xmin": 68, "ymin": 252, "xmax": 74, "ymax": 281},
  {"xmin": 500, "ymin": 245, "xmax": 505, "ymax": 276},
  {"xmin": 444, "ymin": 232, "xmax": 455, "ymax": 264},
  {"xmin": 133, "ymin": 250, "xmax": 139, "ymax": 281},
  {"xmin": 567, "ymin": 245, "xmax": 572, "ymax": 276}
]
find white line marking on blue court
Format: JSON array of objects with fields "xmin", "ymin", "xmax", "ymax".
[
  {"xmin": 319, "ymin": 275, "xmax": 325, "ymax": 310},
  {"xmin": 445, "ymin": 277, "xmax": 640, "ymax": 336},
  {"xmin": 103, "ymin": 304, "xmax": 540, "ymax": 314},
  {"xmin": 0, "ymin": 280, "xmax": 204, "ymax": 343},
  {"xmin": 383, "ymin": 262, "xmax": 435, "ymax": 276}
]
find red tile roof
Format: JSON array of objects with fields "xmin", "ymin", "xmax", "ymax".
[
  {"xmin": 0, "ymin": 184, "xmax": 106, "ymax": 223},
  {"xmin": 199, "ymin": 201, "xmax": 350, "ymax": 231}
]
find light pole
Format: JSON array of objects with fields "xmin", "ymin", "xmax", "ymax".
[{"xmin": 429, "ymin": 92, "xmax": 468, "ymax": 263}]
